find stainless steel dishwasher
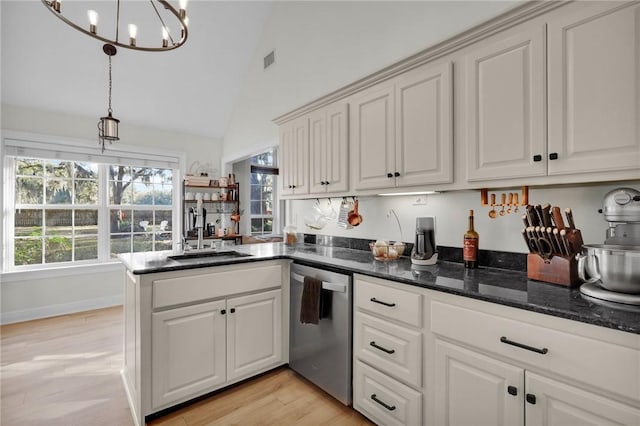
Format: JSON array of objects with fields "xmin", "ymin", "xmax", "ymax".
[{"xmin": 289, "ymin": 263, "xmax": 352, "ymax": 405}]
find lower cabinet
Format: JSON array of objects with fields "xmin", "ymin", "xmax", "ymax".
[
  {"xmin": 151, "ymin": 289, "xmax": 282, "ymax": 411},
  {"xmin": 434, "ymin": 338, "xmax": 640, "ymax": 426}
]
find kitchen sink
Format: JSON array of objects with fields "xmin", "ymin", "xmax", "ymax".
[{"xmin": 167, "ymin": 250, "xmax": 253, "ymax": 261}]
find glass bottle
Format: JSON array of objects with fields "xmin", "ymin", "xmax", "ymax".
[{"xmin": 463, "ymin": 209, "xmax": 479, "ymax": 268}]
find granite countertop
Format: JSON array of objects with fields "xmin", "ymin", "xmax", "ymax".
[{"xmin": 119, "ymin": 243, "xmax": 640, "ymax": 335}]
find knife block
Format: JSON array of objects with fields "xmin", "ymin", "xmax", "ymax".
[{"xmin": 527, "ymin": 254, "xmax": 580, "ymax": 287}]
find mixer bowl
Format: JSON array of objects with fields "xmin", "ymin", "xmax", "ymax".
[{"xmin": 579, "ymin": 244, "xmax": 640, "ymax": 294}]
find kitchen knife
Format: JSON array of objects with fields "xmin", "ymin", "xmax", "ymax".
[
  {"xmin": 522, "ymin": 228, "xmax": 535, "ymax": 253},
  {"xmin": 546, "ymin": 227, "xmax": 559, "ymax": 255},
  {"xmin": 559, "ymin": 229, "xmax": 572, "ymax": 256},
  {"xmin": 552, "ymin": 228, "xmax": 565, "ymax": 256},
  {"xmin": 526, "ymin": 205, "xmax": 538, "ymax": 227},
  {"xmin": 534, "ymin": 205, "xmax": 545, "ymax": 228},
  {"xmin": 551, "ymin": 206, "xmax": 565, "ymax": 231},
  {"xmin": 541, "ymin": 203, "xmax": 552, "ymax": 228},
  {"xmin": 522, "ymin": 214, "xmax": 530, "ymax": 228},
  {"xmin": 565, "ymin": 208, "xmax": 576, "ymax": 229}
]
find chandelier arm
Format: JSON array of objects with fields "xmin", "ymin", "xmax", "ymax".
[
  {"xmin": 115, "ymin": 0, "xmax": 121, "ymax": 44},
  {"xmin": 40, "ymin": 0, "xmax": 188, "ymax": 52},
  {"xmin": 150, "ymin": 0, "xmax": 176, "ymax": 46}
]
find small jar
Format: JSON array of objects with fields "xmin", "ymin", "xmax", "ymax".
[{"xmin": 283, "ymin": 225, "xmax": 298, "ymax": 245}]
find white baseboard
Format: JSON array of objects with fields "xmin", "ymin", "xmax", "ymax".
[{"xmin": 0, "ymin": 294, "xmax": 123, "ymax": 325}]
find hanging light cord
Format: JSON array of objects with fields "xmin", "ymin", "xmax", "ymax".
[{"xmin": 108, "ymin": 54, "xmax": 113, "ymax": 116}]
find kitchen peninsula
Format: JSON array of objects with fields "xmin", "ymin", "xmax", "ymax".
[{"xmin": 120, "ymin": 242, "xmax": 639, "ymax": 426}]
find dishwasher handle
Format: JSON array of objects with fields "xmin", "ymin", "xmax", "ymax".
[{"xmin": 291, "ymin": 271, "xmax": 347, "ymax": 293}]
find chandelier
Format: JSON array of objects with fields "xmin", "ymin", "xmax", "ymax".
[{"xmin": 41, "ymin": 0, "xmax": 190, "ymax": 152}]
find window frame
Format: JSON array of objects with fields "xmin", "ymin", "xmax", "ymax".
[
  {"xmin": 249, "ymin": 151, "xmax": 278, "ymax": 236},
  {"xmin": 1, "ymin": 131, "xmax": 185, "ymax": 274}
]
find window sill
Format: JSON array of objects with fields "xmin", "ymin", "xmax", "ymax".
[{"xmin": 1, "ymin": 261, "xmax": 124, "ymax": 283}]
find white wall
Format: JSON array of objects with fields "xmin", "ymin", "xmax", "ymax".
[
  {"xmin": 0, "ymin": 104, "xmax": 222, "ymax": 324},
  {"xmin": 222, "ymin": 0, "xmax": 520, "ymax": 164},
  {"xmin": 288, "ymin": 181, "xmax": 640, "ymax": 254}
]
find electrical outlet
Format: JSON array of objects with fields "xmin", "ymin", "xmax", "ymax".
[{"xmin": 413, "ymin": 197, "xmax": 427, "ymax": 206}]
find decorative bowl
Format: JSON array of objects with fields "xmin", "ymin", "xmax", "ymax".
[{"xmin": 369, "ymin": 241, "xmax": 406, "ymax": 261}]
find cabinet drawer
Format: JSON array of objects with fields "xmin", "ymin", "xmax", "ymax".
[
  {"xmin": 355, "ymin": 278, "xmax": 422, "ymax": 327},
  {"xmin": 431, "ymin": 300, "xmax": 640, "ymax": 404},
  {"xmin": 354, "ymin": 360, "xmax": 422, "ymax": 426},
  {"xmin": 355, "ymin": 312, "xmax": 422, "ymax": 388},
  {"xmin": 153, "ymin": 263, "xmax": 282, "ymax": 309}
]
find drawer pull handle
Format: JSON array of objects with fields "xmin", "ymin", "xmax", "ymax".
[
  {"xmin": 507, "ymin": 385, "xmax": 518, "ymax": 396},
  {"xmin": 370, "ymin": 341, "xmax": 395, "ymax": 354},
  {"xmin": 371, "ymin": 394, "xmax": 396, "ymax": 411},
  {"xmin": 370, "ymin": 297, "xmax": 396, "ymax": 307},
  {"xmin": 500, "ymin": 336, "xmax": 548, "ymax": 354},
  {"xmin": 526, "ymin": 393, "xmax": 537, "ymax": 405}
]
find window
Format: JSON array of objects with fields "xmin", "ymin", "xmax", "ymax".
[
  {"xmin": 3, "ymin": 136, "xmax": 182, "ymax": 272},
  {"xmin": 250, "ymin": 150, "xmax": 278, "ymax": 236}
]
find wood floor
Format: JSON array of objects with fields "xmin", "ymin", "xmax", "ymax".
[{"xmin": 1, "ymin": 307, "xmax": 374, "ymax": 426}]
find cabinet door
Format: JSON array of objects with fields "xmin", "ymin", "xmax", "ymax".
[
  {"xmin": 292, "ymin": 117, "xmax": 309, "ymax": 195},
  {"xmin": 548, "ymin": 2, "xmax": 640, "ymax": 175},
  {"xmin": 324, "ymin": 102, "xmax": 349, "ymax": 193},
  {"xmin": 279, "ymin": 122, "xmax": 295, "ymax": 196},
  {"xmin": 525, "ymin": 372, "xmax": 640, "ymax": 426},
  {"xmin": 151, "ymin": 300, "xmax": 226, "ymax": 409},
  {"xmin": 227, "ymin": 289, "xmax": 282, "ymax": 382},
  {"xmin": 434, "ymin": 339, "xmax": 524, "ymax": 426},
  {"xmin": 351, "ymin": 82, "xmax": 396, "ymax": 190},
  {"xmin": 466, "ymin": 25, "xmax": 546, "ymax": 181},
  {"xmin": 395, "ymin": 61, "xmax": 453, "ymax": 187},
  {"xmin": 309, "ymin": 109, "xmax": 327, "ymax": 194}
]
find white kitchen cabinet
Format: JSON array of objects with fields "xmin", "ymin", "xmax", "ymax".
[
  {"xmin": 227, "ymin": 289, "xmax": 282, "ymax": 382},
  {"xmin": 309, "ymin": 103, "xmax": 349, "ymax": 194},
  {"xmin": 547, "ymin": 1, "xmax": 640, "ymax": 176},
  {"xmin": 280, "ymin": 116, "xmax": 309, "ymax": 196},
  {"xmin": 434, "ymin": 339, "xmax": 524, "ymax": 426},
  {"xmin": 353, "ymin": 275, "xmax": 424, "ymax": 426},
  {"xmin": 465, "ymin": 24, "xmax": 546, "ymax": 181},
  {"xmin": 351, "ymin": 61, "xmax": 453, "ymax": 191},
  {"xmin": 151, "ymin": 300, "xmax": 227, "ymax": 409}
]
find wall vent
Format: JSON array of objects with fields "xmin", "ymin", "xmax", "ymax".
[{"xmin": 263, "ymin": 50, "xmax": 275, "ymax": 70}]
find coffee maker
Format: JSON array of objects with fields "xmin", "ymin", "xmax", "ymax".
[
  {"xmin": 411, "ymin": 217, "xmax": 438, "ymax": 269},
  {"xmin": 579, "ymin": 187, "xmax": 640, "ymax": 305}
]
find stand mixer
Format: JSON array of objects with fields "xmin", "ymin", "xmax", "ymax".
[
  {"xmin": 411, "ymin": 217, "xmax": 438, "ymax": 269},
  {"xmin": 579, "ymin": 187, "xmax": 640, "ymax": 305}
]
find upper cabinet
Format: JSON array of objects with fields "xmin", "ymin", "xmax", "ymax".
[
  {"xmin": 465, "ymin": 25, "xmax": 546, "ymax": 181},
  {"xmin": 279, "ymin": 116, "xmax": 309, "ymax": 196},
  {"xmin": 547, "ymin": 1, "xmax": 640, "ymax": 175},
  {"xmin": 352, "ymin": 61, "xmax": 453, "ymax": 191},
  {"xmin": 309, "ymin": 103, "xmax": 349, "ymax": 194}
]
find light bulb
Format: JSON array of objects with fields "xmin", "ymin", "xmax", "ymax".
[
  {"xmin": 179, "ymin": 0, "xmax": 188, "ymax": 10},
  {"xmin": 162, "ymin": 27, "xmax": 169, "ymax": 47},
  {"xmin": 129, "ymin": 24, "xmax": 137, "ymax": 47},
  {"xmin": 88, "ymin": 10, "xmax": 98, "ymax": 34},
  {"xmin": 179, "ymin": 0, "xmax": 187, "ymax": 19}
]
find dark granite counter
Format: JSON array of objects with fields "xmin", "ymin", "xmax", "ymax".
[{"xmin": 119, "ymin": 243, "xmax": 640, "ymax": 335}]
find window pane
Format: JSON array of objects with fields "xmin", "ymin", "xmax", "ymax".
[
  {"xmin": 251, "ymin": 201, "xmax": 262, "ymax": 215},
  {"xmin": 156, "ymin": 211, "xmax": 172, "ymax": 231},
  {"xmin": 133, "ymin": 210, "xmax": 153, "ymax": 232},
  {"xmin": 75, "ymin": 180, "xmax": 98, "ymax": 204},
  {"xmin": 132, "ymin": 182, "xmax": 153, "ymax": 205},
  {"xmin": 264, "ymin": 175, "xmax": 275, "ymax": 186},
  {"xmin": 15, "ymin": 238, "xmax": 42, "ymax": 265},
  {"xmin": 262, "ymin": 200, "xmax": 272, "ymax": 214},
  {"xmin": 251, "ymin": 185, "xmax": 262, "ymax": 199},
  {"xmin": 75, "ymin": 236, "xmax": 98, "ymax": 261},
  {"xmin": 46, "ymin": 179, "xmax": 72, "ymax": 204},
  {"xmin": 46, "ymin": 160, "xmax": 72, "ymax": 178},
  {"xmin": 15, "ymin": 209, "xmax": 43, "ymax": 237},
  {"xmin": 109, "ymin": 181, "xmax": 132, "ymax": 205},
  {"xmin": 133, "ymin": 234, "xmax": 153, "ymax": 252},
  {"xmin": 45, "ymin": 236, "xmax": 72, "ymax": 263},
  {"xmin": 251, "ymin": 218, "xmax": 263, "ymax": 233},
  {"xmin": 110, "ymin": 209, "xmax": 132, "ymax": 233},
  {"xmin": 74, "ymin": 162, "xmax": 98, "ymax": 179},
  {"xmin": 45, "ymin": 210, "xmax": 72, "ymax": 236},
  {"xmin": 155, "ymin": 168, "xmax": 173, "ymax": 184},
  {"xmin": 154, "ymin": 184, "xmax": 172, "ymax": 205},
  {"xmin": 74, "ymin": 210, "xmax": 98, "ymax": 235},
  {"xmin": 264, "ymin": 218, "xmax": 273, "ymax": 233},
  {"xmin": 16, "ymin": 178, "xmax": 43, "ymax": 204},
  {"xmin": 110, "ymin": 235, "xmax": 132, "ymax": 258},
  {"xmin": 109, "ymin": 165, "xmax": 132, "ymax": 181},
  {"xmin": 16, "ymin": 159, "xmax": 43, "ymax": 176},
  {"xmin": 155, "ymin": 237, "xmax": 172, "ymax": 251}
]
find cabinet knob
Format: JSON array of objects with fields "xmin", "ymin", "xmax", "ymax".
[
  {"xmin": 533, "ymin": 154, "xmax": 542, "ymax": 162},
  {"xmin": 507, "ymin": 386, "xmax": 518, "ymax": 396},
  {"xmin": 221, "ymin": 309, "xmax": 226, "ymax": 315},
  {"xmin": 526, "ymin": 393, "xmax": 537, "ymax": 405},
  {"xmin": 324, "ymin": 181, "xmax": 330, "ymax": 185},
  {"xmin": 394, "ymin": 172, "xmax": 400, "ymax": 177},
  {"xmin": 292, "ymin": 185, "xmax": 296, "ymax": 189},
  {"xmin": 288, "ymin": 185, "xmax": 293, "ymax": 189},
  {"xmin": 549, "ymin": 153, "xmax": 559, "ymax": 160},
  {"xmin": 230, "ymin": 308, "xmax": 236, "ymax": 313},
  {"xmin": 387, "ymin": 173, "xmax": 393, "ymax": 178}
]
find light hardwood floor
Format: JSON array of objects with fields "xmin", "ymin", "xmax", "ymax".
[{"xmin": 1, "ymin": 307, "xmax": 374, "ymax": 426}]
